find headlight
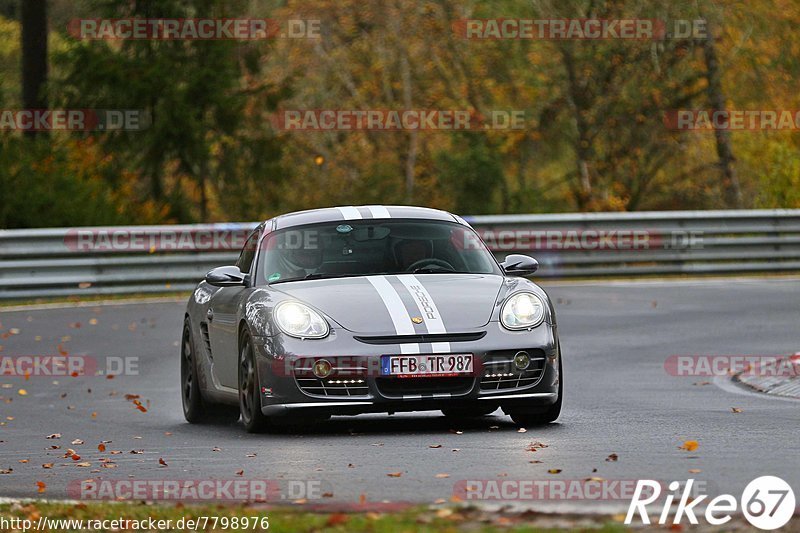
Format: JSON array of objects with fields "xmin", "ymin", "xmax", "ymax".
[
  {"xmin": 274, "ymin": 301, "xmax": 329, "ymax": 339},
  {"xmin": 501, "ymin": 292, "xmax": 545, "ymax": 330}
]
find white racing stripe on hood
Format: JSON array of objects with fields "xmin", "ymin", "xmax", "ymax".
[
  {"xmin": 367, "ymin": 205, "xmax": 391, "ymax": 218},
  {"xmin": 396, "ymin": 275, "xmax": 451, "ymax": 353},
  {"xmin": 366, "ymin": 276, "xmax": 420, "ymax": 354},
  {"xmin": 337, "ymin": 206, "xmax": 362, "ymax": 219}
]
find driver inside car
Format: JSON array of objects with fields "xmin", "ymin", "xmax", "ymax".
[
  {"xmin": 269, "ymin": 244, "xmax": 324, "ymax": 281},
  {"xmin": 393, "ymin": 238, "xmax": 434, "ymax": 271}
]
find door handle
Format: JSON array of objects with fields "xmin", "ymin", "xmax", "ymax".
[{"xmin": 206, "ymin": 308, "xmax": 214, "ymax": 322}]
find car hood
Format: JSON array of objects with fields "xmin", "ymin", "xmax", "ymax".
[{"xmin": 272, "ymin": 274, "xmax": 504, "ymax": 334}]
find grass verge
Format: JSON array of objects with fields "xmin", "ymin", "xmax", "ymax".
[{"xmin": 0, "ymin": 501, "xmax": 630, "ymax": 532}]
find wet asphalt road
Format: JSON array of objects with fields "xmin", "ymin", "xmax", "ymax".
[{"xmin": 0, "ymin": 278, "xmax": 798, "ymax": 512}]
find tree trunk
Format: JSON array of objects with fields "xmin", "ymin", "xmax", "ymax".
[
  {"xmin": 560, "ymin": 47, "xmax": 593, "ymax": 210},
  {"xmin": 21, "ymin": 0, "xmax": 48, "ymax": 137},
  {"xmin": 400, "ymin": 53, "xmax": 417, "ymax": 204},
  {"xmin": 702, "ymin": 19, "xmax": 742, "ymax": 208}
]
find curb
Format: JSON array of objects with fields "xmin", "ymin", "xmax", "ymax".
[{"xmin": 733, "ymin": 353, "xmax": 800, "ymax": 399}]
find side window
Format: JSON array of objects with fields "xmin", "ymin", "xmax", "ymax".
[{"xmin": 237, "ymin": 231, "xmax": 259, "ymax": 274}]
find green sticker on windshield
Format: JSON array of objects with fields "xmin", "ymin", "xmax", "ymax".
[
  {"xmin": 336, "ymin": 224, "xmax": 353, "ymax": 233},
  {"xmin": 268, "ymin": 272, "xmax": 281, "ymax": 282}
]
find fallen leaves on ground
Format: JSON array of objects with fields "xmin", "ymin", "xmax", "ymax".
[
  {"xmin": 428, "ymin": 444, "xmax": 442, "ymax": 449},
  {"xmin": 386, "ymin": 472, "xmax": 402, "ymax": 477},
  {"xmin": 680, "ymin": 440, "xmax": 699, "ymax": 452},
  {"xmin": 605, "ymin": 453, "xmax": 619, "ymax": 462},
  {"xmin": 36, "ymin": 481, "xmax": 46, "ymax": 493},
  {"xmin": 435, "ymin": 473, "xmax": 450, "ymax": 478},
  {"xmin": 526, "ymin": 441, "xmax": 548, "ymax": 452},
  {"xmin": 158, "ymin": 458, "xmax": 168, "ymax": 467},
  {"xmin": 731, "ymin": 407, "xmax": 743, "ymax": 413},
  {"xmin": 547, "ymin": 469, "xmax": 562, "ymax": 474},
  {"xmin": 326, "ymin": 513, "xmax": 348, "ymax": 527}
]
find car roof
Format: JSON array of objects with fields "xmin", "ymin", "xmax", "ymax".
[{"xmin": 269, "ymin": 205, "xmax": 466, "ymax": 231}]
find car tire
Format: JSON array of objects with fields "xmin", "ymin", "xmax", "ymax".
[
  {"xmin": 181, "ymin": 320, "xmax": 239, "ymax": 424},
  {"xmin": 238, "ymin": 332, "xmax": 272, "ymax": 433},
  {"xmin": 508, "ymin": 356, "xmax": 563, "ymax": 427},
  {"xmin": 441, "ymin": 406, "xmax": 498, "ymax": 419}
]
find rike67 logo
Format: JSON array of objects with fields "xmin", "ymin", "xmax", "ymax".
[{"xmin": 626, "ymin": 476, "xmax": 795, "ymax": 530}]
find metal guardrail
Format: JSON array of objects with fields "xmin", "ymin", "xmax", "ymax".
[{"xmin": 1, "ymin": 210, "xmax": 799, "ymax": 299}]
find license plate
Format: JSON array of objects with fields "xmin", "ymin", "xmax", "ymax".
[{"xmin": 380, "ymin": 354, "xmax": 473, "ymax": 378}]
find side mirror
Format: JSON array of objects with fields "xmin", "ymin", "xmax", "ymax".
[
  {"xmin": 501, "ymin": 254, "xmax": 539, "ymax": 276},
  {"xmin": 205, "ymin": 265, "xmax": 246, "ymax": 287}
]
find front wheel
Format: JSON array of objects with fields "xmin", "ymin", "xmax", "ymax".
[
  {"xmin": 181, "ymin": 320, "xmax": 239, "ymax": 424},
  {"xmin": 508, "ymin": 357, "xmax": 563, "ymax": 427},
  {"xmin": 238, "ymin": 332, "xmax": 272, "ymax": 433}
]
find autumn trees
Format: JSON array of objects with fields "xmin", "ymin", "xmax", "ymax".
[{"xmin": 1, "ymin": 0, "xmax": 799, "ymax": 228}]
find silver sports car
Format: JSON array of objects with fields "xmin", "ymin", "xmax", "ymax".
[{"xmin": 181, "ymin": 206, "xmax": 562, "ymax": 432}]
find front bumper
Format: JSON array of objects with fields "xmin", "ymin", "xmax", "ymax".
[{"xmin": 252, "ymin": 321, "xmax": 560, "ymax": 417}]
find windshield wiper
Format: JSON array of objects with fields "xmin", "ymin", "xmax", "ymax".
[
  {"xmin": 270, "ymin": 272, "xmax": 364, "ymax": 284},
  {"xmin": 412, "ymin": 266, "xmax": 466, "ymax": 274}
]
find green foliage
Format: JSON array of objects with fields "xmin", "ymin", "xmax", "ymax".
[
  {"xmin": 0, "ymin": 135, "xmax": 168, "ymax": 228},
  {"xmin": 435, "ymin": 134, "xmax": 505, "ymax": 214}
]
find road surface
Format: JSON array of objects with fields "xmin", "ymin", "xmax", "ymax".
[{"xmin": 0, "ymin": 278, "xmax": 798, "ymax": 513}]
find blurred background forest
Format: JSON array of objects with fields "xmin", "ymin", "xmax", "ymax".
[{"xmin": 1, "ymin": 0, "xmax": 799, "ymax": 228}]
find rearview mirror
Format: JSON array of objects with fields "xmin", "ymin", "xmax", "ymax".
[
  {"xmin": 205, "ymin": 265, "xmax": 246, "ymax": 287},
  {"xmin": 501, "ymin": 254, "xmax": 539, "ymax": 276}
]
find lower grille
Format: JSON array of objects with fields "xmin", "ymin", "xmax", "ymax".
[
  {"xmin": 480, "ymin": 349, "xmax": 546, "ymax": 391},
  {"xmin": 376, "ymin": 377, "xmax": 473, "ymax": 398},
  {"xmin": 296, "ymin": 377, "xmax": 369, "ymax": 397}
]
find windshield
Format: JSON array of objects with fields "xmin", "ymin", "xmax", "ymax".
[{"xmin": 258, "ymin": 220, "xmax": 500, "ymax": 284}]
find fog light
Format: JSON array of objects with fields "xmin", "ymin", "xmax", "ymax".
[
  {"xmin": 513, "ymin": 351, "xmax": 530, "ymax": 370},
  {"xmin": 312, "ymin": 359, "xmax": 333, "ymax": 378}
]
